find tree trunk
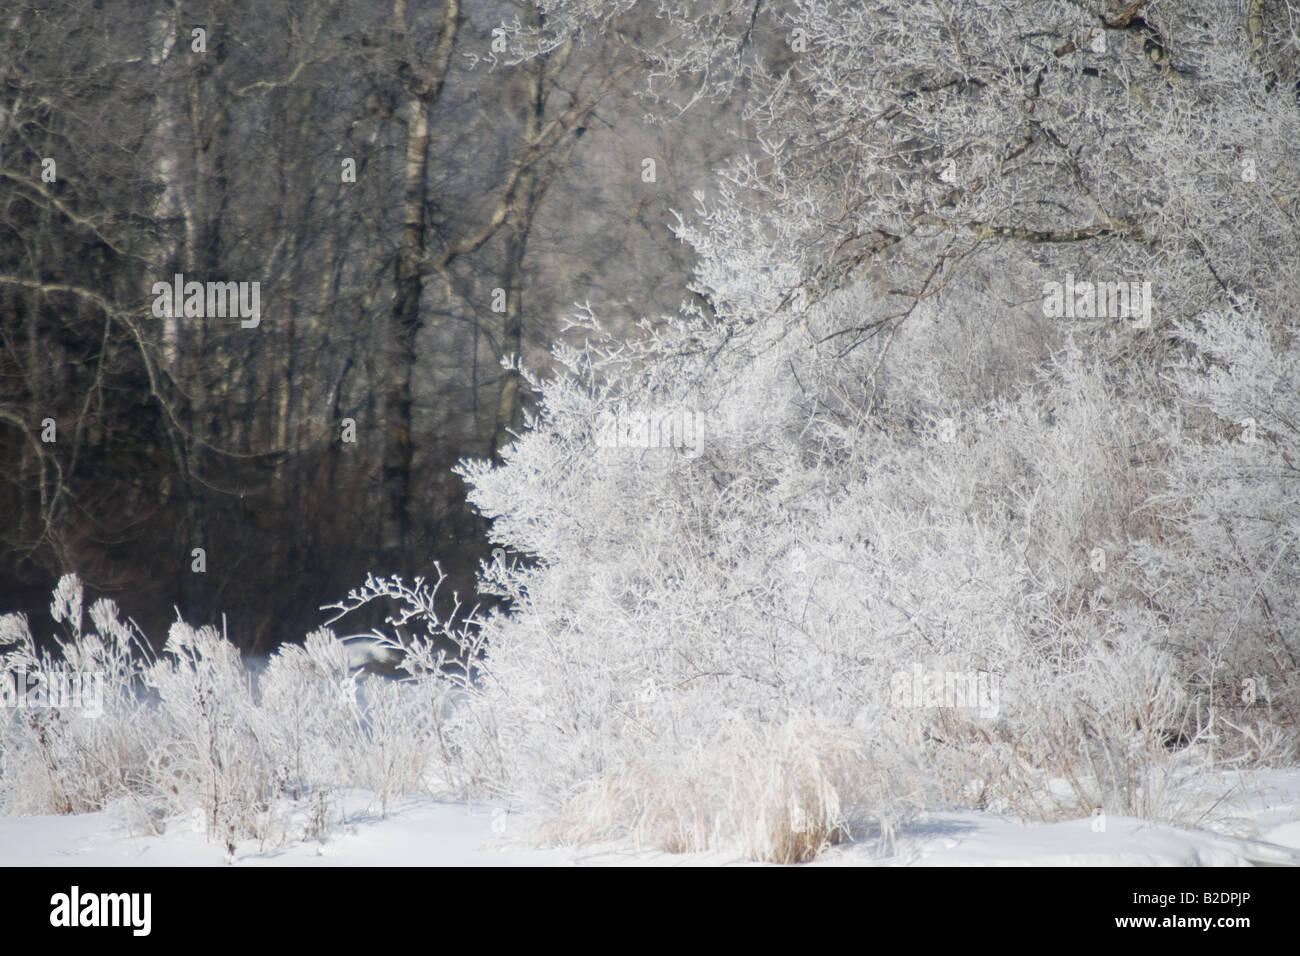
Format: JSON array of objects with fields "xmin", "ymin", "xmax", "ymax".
[{"xmin": 380, "ymin": 0, "xmax": 459, "ymax": 566}]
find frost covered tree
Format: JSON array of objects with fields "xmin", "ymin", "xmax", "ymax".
[
  {"xmin": 440, "ymin": 0, "xmax": 1300, "ymax": 859},
  {"xmin": 1134, "ymin": 303, "xmax": 1300, "ymax": 753},
  {"xmin": 511, "ymin": 0, "xmax": 1300, "ymax": 331}
]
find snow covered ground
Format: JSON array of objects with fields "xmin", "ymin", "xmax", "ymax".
[{"xmin": 3, "ymin": 770, "xmax": 1299, "ymax": 867}]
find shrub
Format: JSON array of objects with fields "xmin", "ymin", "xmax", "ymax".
[{"xmin": 449, "ymin": 297, "xmax": 1222, "ymax": 857}]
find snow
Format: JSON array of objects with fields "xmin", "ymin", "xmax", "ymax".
[
  {"xmin": 0, "ymin": 793, "xmax": 565, "ymax": 868},
  {"xmin": 4, "ymin": 770, "xmax": 1298, "ymax": 867}
]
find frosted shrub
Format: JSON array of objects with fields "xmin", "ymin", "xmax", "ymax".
[
  {"xmin": 552, "ymin": 715, "xmax": 886, "ymax": 863},
  {"xmin": 345, "ymin": 677, "xmax": 436, "ymax": 813},
  {"xmin": 258, "ymin": 628, "xmax": 356, "ymax": 802},
  {"xmin": 146, "ymin": 615, "xmax": 466, "ymax": 847},
  {"xmin": 1132, "ymin": 304, "xmax": 1300, "ymax": 761},
  {"xmin": 317, "ymin": 572, "xmax": 490, "ymax": 797},
  {"xmin": 144, "ymin": 621, "xmax": 280, "ymax": 851},
  {"xmin": 0, "ymin": 573, "xmax": 473, "ymax": 852},
  {"xmin": 0, "ymin": 575, "xmax": 157, "ymax": 816},
  {"xmin": 449, "ymin": 291, "xmax": 1210, "ymax": 857},
  {"xmin": 402, "ymin": 0, "xmax": 1300, "ymax": 858},
  {"xmin": 259, "ymin": 625, "xmax": 452, "ymax": 822}
]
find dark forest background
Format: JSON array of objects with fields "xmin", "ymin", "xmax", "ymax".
[{"xmin": 0, "ymin": 0, "xmax": 746, "ymax": 652}]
